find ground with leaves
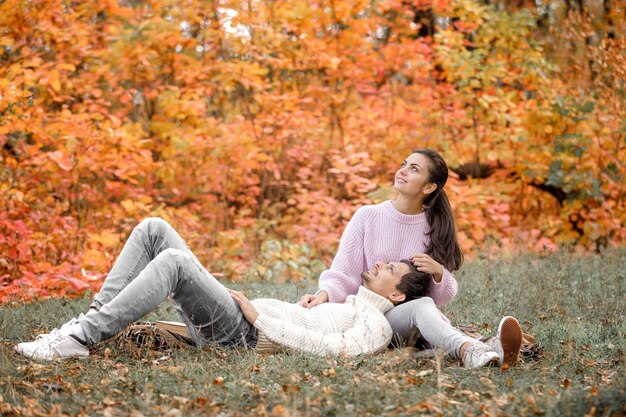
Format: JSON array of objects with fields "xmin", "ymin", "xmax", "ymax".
[{"xmin": 1, "ymin": 249, "xmax": 624, "ymax": 417}]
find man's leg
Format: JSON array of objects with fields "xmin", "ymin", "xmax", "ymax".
[
  {"xmin": 81, "ymin": 248, "xmax": 255, "ymax": 346},
  {"xmin": 16, "ymin": 248, "xmax": 255, "ymax": 360},
  {"xmin": 91, "ymin": 217, "xmax": 201, "ymax": 311}
]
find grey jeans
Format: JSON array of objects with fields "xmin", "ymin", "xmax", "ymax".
[
  {"xmin": 385, "ymin": 297, "xmax": 475, "ymax": 359},
  {"xmin": 78, "ymin": 218, "xmax": 256, "ymax": 348}
]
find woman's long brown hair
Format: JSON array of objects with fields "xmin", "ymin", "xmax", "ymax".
[{"xmin": 414, "ymin": 149, "xmax": 464, "ymax": 271}]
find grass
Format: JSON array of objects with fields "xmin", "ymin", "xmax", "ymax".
[{"xmin": 1, "ymin": 249, "xmax": 624, "ymax": 416}]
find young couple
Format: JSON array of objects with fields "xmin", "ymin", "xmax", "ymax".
[{"xmin": 15, "ymin": 149, "xmax": 523, "ymax": 368}]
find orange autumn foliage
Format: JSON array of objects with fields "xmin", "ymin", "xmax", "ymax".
[{"xmin": 0, "ymin": 0, "xmax": 624, "ymax": 302}]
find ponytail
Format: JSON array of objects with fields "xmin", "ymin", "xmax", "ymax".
[
  {"xmin": 413, "ymin": 149, "xmax": 464, "ymax": 271},
  {"xmin": 423, "ymin": 188, "xmax": 463, "ymax": 271}
]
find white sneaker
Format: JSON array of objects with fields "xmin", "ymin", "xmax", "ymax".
[
  {"xmin": 15, "ymin": 317, "xmax": 89, "ymax": 361},
  {"xmin": 463, "ymin": 342, "xmax": 500, "ymax": 369},
  {"xmin": 14, "ymin": 316, "xmax": 84, "ymax": 358},
  {"xmin": 15, "ymin": 332, "xmax": 89, "ymax": 361},
  {"xmin": 491, "ymin": 316, "xmax": 522, "ymax": 366}
]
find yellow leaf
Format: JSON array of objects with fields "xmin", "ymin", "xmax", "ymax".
[
  {"xmin": 157, "ymin": 165, "xmax": 175, "ymax": 183},
  {"xmin": 57, "ymin": 63, "xmax": 76, "ymax": 72},
  {"xmin": 49, "ymin": 70, "xmax": 61, "ymax": 92},
  {"xmin": 0, "ymin": 36, "xmax": 14, "ymax": 47},
  {"xmin": 121, "ymin": 200, "xmax": 137, "ymax": 215},
  {"xmin": 109, "ymin": 114, "xmax": 122, "ymax": 127},
  {"xmin": 95, "ymin": 231, "xmax": 121, "ymax": 249}
]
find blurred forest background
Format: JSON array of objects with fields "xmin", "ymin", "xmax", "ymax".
[{"xmin": 0, "ymin": 0, "xmax": 624, "ymax": 302}]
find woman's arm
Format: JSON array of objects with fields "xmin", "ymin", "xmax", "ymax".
[
  {"xmin": 315, "ymin": 208, "xmax": 367, "ymax": 303},
  {"xmin": 410, "ymin": 253, "xmax": 458, "ymax": 306},
  {"xmin": 428, "ymin": 267, "xmax": 458, "ymax": 306}
]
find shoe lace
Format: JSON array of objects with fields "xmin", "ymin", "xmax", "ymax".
[
  {"xmin": 467, "ymin": 343, "xmax": 491, "ymax": 362},
  {"xmin": 48, "ymin": 333, "xmax": 69, "ymax": 349},
  {"xmin": 33, "ymin": 317, "xmax": 79, "ymax": 342},
  {"xmin": 35, "ymin": 327, "xmax": 60, "ymax": 341}
]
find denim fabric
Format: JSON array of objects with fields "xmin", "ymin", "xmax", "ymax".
[
  {"xmin": 79, "ymin": 218, "xmax": 256, "ymax": 348},
  {"xmin": 384, "ymin": 297, "xmax": 474, "ymax": 358}
]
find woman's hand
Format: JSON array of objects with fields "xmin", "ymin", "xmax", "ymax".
[
  {"xmin": 410, "ymin": 253, "xmax": 444, "ymax": 283},
  {"xmin": 299, "ymin": 291, "xmax": 329, "ymax": 308},
  {"xmin": 228, "ymin": 289, "xmax": 259, "ymax": 324}
]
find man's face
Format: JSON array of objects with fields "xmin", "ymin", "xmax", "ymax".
[{"xmin": 361, "ymin": 261, "xmax": 410, "ymax": 303}]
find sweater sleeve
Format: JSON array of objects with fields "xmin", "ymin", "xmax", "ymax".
[
  {"xmin": 427, "ymin": 267, "xmax": 458, "ymax": 306},
  {"xmin": 253, "ymin": 313, "xmax": 392, "ymax": 357},
  {"xmin": 317, "ymin": 208, "xmax": 366, "ymax": 303}
]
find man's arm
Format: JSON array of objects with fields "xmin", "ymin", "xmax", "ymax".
[
  {"xmin": 229, "ymin": 289, "xmax": 259, "ymax": 323},
  {"xmin": 230, "ymin": 288, "xmax": 392, "ymax": 356}
]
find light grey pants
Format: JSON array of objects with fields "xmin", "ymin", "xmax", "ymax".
[
  {"xmin": 78, "ymin": 218, "xmax": 256, "ymax": 348},
  {"xmin": 385, "ymin": 297, "xmax": 475, "ymax": 359}
]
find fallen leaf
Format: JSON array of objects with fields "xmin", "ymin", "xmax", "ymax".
[
  {"xmin": 480, "ymin": 376, "xmax": 496, "ymax": 390},
  {"xmin": 583, "ymin": 406, "xmax": 597, "ymax": 417},
  {"xmin": 405, "ymin": 376, "xmax": 422, "ymax": 385},
  {"xmin": 282, "ymin": 384, "xmax": 301, "ymax": 393},
  {"xmin": 271, "ymin": 404, "xmax": 289, "ymax": 417}
]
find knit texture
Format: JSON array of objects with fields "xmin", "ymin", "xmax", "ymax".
[
  {"xmin": 318, "ymin": 200, "xmax": 458, "ymax": 304},
  {"xmin": 251, "ymin": 286, "xmax": 393, "ymax": 356}
]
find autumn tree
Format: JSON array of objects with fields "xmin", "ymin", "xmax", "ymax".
[{"xmin": 0, "ymin": 0, "xmax": 623, "ymax": 302}]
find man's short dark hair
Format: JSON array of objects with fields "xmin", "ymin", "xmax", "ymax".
[{"xmin": 396, "ymin": 260, "xmax": 431, "ymax": 304}]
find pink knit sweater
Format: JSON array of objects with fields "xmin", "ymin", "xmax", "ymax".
[{"xmin": 318, "ymin": 200, "xmax": 458, "ymax": 305}]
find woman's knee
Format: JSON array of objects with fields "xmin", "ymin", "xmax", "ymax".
[
  {"xmin": 402, "ymin": 296, "xmax": 436, "ymax": 312},
  {"xmin": 387, "ymin": 297, "xmax": 436, "ymax": 332}
]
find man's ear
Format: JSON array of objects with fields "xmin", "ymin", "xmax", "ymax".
[
  {"xmin": 423, "ymin": 183, "xmax": 437, "ymax": 196},
  {"xmin": 389, "ymin": 292, "xmax": 406, "ymax": 304}
]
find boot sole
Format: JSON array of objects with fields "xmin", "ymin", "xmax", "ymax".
[{"xmin": 499, "ymin": 316, "xmax": 522, "ymax": 366}]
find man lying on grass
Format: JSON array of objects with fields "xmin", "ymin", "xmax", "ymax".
[{"xmin": 15, "ymin": 218, "xmax": 520, "ymax": 367}]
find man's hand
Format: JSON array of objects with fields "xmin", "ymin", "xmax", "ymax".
[
  {"xmin": 299, "ymin": 291, "xmax": 329, "ymax": 308},
  {"xmin": 228, "ymin": 289, "xmax": 259, "ymax": 324},
  {"xmin": 409, "ymin": 253, "xmax": 444, "ymax": 282}
]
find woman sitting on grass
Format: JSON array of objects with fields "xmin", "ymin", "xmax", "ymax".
[{"xmin": 299, "ymin": 149, "xmax": 523, "ymax": 368}]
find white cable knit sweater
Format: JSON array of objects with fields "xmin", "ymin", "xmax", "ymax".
[{"xmin": 251, "ymin": 286, "xmax": 394, "ymax": 356}]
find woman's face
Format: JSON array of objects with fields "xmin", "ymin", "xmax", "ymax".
[{"xmin": 393, "ymin": 152, "xmax": 435, "ymax": 198}]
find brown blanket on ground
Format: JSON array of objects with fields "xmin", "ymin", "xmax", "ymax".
[{"xmin": 113, "ymin": 321, "xmax": 543, "ymax": 362}]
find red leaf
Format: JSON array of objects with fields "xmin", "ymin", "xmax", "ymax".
[
  {"xmin": 68, "ymin": 277, "xmax": 89, "ymax": 291},
  {"xmin": 48, "ymin": 151, "xmax": 73, "ymax": 171}
]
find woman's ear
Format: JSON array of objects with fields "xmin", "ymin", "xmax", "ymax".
[{"xmin": 423, "ymin": 183, "xmax": 437, "ymax": 196}]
